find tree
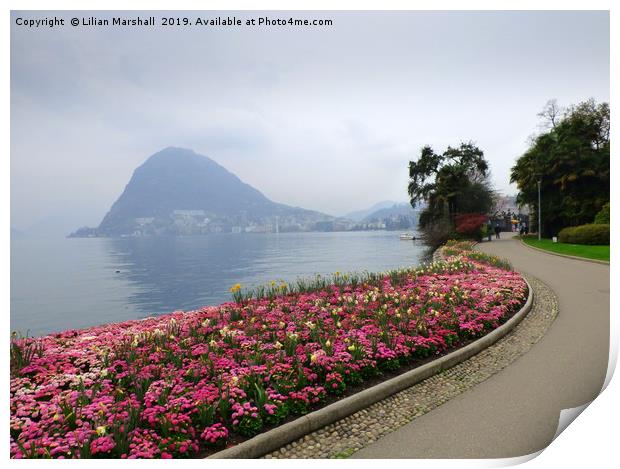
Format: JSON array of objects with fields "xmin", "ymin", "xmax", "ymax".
[
  {"xmin": 510, "ymin": 99, "xmax": 609, "ymax": 236},
  {"xmin": 408, "ymin": 142, "xmax": 495, "ymax": 247},
  {"xmin": 537, "ymin": 99, "xmax": 563, "ymax": 130},
  {"xmin": 408, "ymin": 142, "xmax": 494, "ymax": 228},
  {"xmin": 594, "ymin": 202, "xmax": 610, "ymax": 225}
]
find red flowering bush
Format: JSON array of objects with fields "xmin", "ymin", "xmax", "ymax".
[
  {"xmin": 455, "ymin": 213, "xmax": 488, "ymax": 240},
  {"xmin": 10, "ymin": 243, "xmax": 527, "ymax": 458}
]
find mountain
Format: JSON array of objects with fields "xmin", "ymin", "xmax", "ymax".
[
  {"xmin": 344, "ymin": 200, "xmax": 404, "ymax": 222},
  {"xmin": 362, "ymin": 202, "xmax": 418, "ymax": 222},
  {"xmin": 75, "ymin": 147, "xmax": 338, "ymax": 237},
  {"xmin": 352, "ymin": 202, "xmax": 420, "ymax": 231}
]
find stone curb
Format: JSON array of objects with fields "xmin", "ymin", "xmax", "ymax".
[
  {"xmin": 208, "ymin": 278, "xmax": 534, "ymax": 459},
  {"xmin": 520, "ymin": 239, "xmax": 610, "ymax": 265}
]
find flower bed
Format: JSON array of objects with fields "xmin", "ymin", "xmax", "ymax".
[{"xmin": 10, "ymin": 242, "xmax": 527, "ymax": 459}]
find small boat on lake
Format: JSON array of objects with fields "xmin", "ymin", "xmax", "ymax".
[{"xmin": 399, "ymin": 233, "xmax": 416, "ymax": 240}]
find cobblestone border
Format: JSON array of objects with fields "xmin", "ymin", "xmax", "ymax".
[
  {"xmin": 209, "ymin": 273, "xmax": 536, "ymax": 459},
  {"xmin": 519, "ymin": 239, "xmax": 610, "ymax": 265}
]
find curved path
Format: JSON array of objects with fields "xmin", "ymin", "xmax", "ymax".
[{"xmin": 353, "ymin": 233, "xmax": 609, "ymax": 458}]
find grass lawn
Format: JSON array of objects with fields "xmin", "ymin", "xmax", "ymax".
[{"xmin": 522, "ymin": 237, "xmax": 610, "ymax": 262}]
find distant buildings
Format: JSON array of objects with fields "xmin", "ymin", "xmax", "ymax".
[{"xmin": 69, "ymin": 207, "xmax": 419, "ymax": 238}]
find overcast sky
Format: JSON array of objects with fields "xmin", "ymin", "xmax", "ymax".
[{"xmin": 11, "ymin": 10, "xmax": 609, "ymax": 235}]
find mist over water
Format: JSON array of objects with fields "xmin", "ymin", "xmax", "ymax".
[{"xmin": 11, "ymin": 231, "xmax": 424, "ymax": 336}]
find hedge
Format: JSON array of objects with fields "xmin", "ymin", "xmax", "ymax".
[
  {"xmin": 557, "ymin": 224, "xmax": 610, "ymax": 245},
  {"xmin": 594, "ymin": 202, "xmax": 610, "ymax": 224}
]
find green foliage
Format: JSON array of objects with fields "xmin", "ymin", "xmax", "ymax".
[
  {"xmin": 594, "ymin": 202, "xmax": 610, "ymax": 224},
  {"xmin": 464, "ymin": 251, "xmax": 513, "ymax": 271},
  {"xmin": 10, "ymin": 333, "xmax": 43, "ymax": 377},
  {"xmin": 332, "ymin": 447, "xmax": 356, "ymax": 459},
  {"xmin": 229, "ymin": 258, "xmax": 482, "ymax": 304},
  {"xmin": 510, "ymin": 99, "xmax": 609, "ymax": 236},
  {"xmin": 557, "ymin": 224, "xmax": 610, "ymax": 245},
  {"xmin": 439, "ymin": 241, "xmax": 513, "ymax": 271},
  {"xmin": 234, "ymin": 415, "xmax": 264, "ymax": 437},
  {"xmin": 408, "ymin": 142, "xmax": 494, "ymax": 229}
]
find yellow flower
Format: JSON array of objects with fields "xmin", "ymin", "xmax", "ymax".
[
  {"xmin": 347, "ymin": 344, "xmax": 356, "ymax": 352},
  {"xmin": 96, "ymin": 425, "xmax": 107, "ymax": 436},
  {"xmin": 229, "ymin": 283, "xmax": 242, "ymax": 293}
]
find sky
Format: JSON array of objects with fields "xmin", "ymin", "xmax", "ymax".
[{"xmin": 10, "ymin": 10, "xmax": 609, "ymax": 235}]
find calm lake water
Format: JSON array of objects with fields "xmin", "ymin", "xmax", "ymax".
[{"xmin": 11, "ymin": 231, "xmax": 426, "ymax": 336}]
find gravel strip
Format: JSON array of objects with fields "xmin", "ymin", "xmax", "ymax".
[{"xmin": 264, "ymin": 275, "xmax": 558, "ymax": 459}]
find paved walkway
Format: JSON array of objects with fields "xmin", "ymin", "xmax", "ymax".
[{"xmin": 353, "ymin": 233, "xmax": 609, "ymax": 458}]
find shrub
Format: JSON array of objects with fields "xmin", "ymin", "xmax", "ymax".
[
  {"xmin": 455, "ymin": 213, "xmax": 488, "ymax": 241},
  {"xmin": 594, "ymin": 203, "xmax": 610, "ymax": 224},
  {"xmin": 558, "ymin": 224, "xmax": 610, "ymax": 245}
]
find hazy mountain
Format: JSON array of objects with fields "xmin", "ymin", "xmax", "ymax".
[
  {"xmin": 362, "ymin": 202, "xmax": 418, "ymax": 222},
  {"xmin": 344, "ymin": 200, "xmax": 405, "ymax": 222},
  {"xmin": 79, "ymin": 147, "xmax": 336, "ymax": 237}
]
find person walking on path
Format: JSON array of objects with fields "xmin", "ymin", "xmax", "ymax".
[
  {"xmin": 487, "ymin": 220, "xmax": 493, "ymax": 242},
  {"xmin": 494, "ymin": 223, "xmax": 501, "ymax": 239}
]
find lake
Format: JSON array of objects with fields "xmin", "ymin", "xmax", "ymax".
[{"xmin": 11, "ymin": 231, "xmax": 427, "ymax": 336}]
